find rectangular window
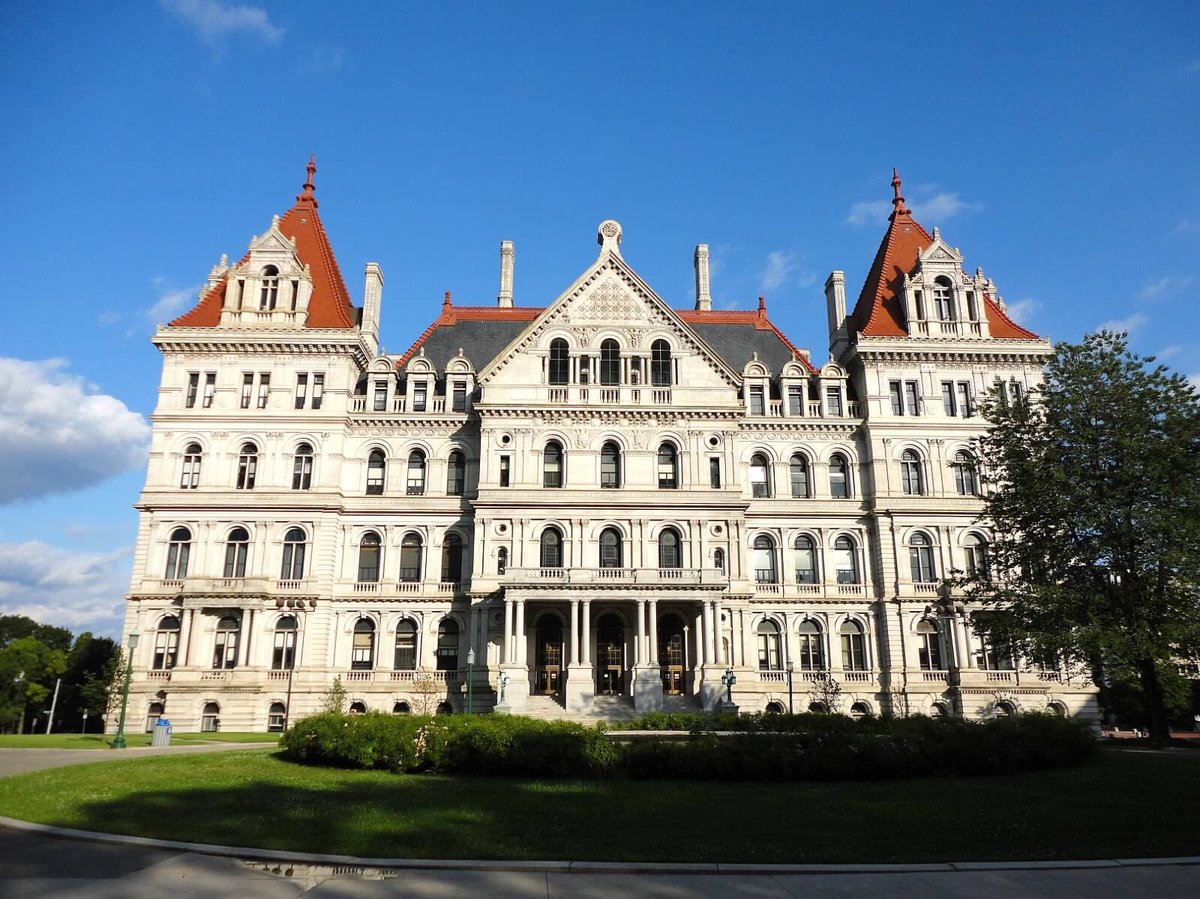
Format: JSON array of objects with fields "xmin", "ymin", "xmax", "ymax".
[
  {"xmin": 311, "ymin": 373, "xmax": 324, "ymax": 409},
  {"xmin": 825, "ymin": 387, "xmax": 843, "ymax": 417},
  {"xmin": 709, "ymin": 457, "xmax": 721, "ymax": 489},
  {"xmin": 957, "ymin": 382, "xmax": 973, "ymax": 418},
  {"xmin": 1008, "ymin": 380, "xmax": 1023, "ymax": 403},
  {"xmin": 903, "ymin": 381, "xmax": 920, "ymax": 416},
  {"xmin": 788, "ymin": 386, "xmax": 803, "ymax": 415},
  {"xmin": 413, "ymin": 382, "xmax": 427, "ymax": 412},
  {"xmin": 452, "ymin": 382, "xmax": 467, "ymax": 412},
  {"xmin": 499, "ymin": 455, "xmax": 511, "ymax": 488},
  {"xmin": 185, "ymin": 373, "xmax": 199, "ymax": 408},
  {"xmin": 941, "ymin": 381, "xmax": 956, "ymax": 416},
  {"xmin": 890, "ymin": 381, "xmax": 903, "ymax": 415},
  {"xmin": 373, "ymin": 382, "xmax": 387, "ymax": 412},
  {"xmin": 294, "ymin": 373, "xmax": 308, "ymax": 410},
  {"xmin": 256, "ymin": 373, "xmax": 271, "ymax": 409},
  {"xmin": 749, "ymin": 386, "xmax": 765, "ymax": 416},
  {"xmin": 241, "ymin": 373, "xmax": 253, "ymax": 409},
  {"xmin": 202, "ymin": 372, "xmax": 216, "ymax": 408}
]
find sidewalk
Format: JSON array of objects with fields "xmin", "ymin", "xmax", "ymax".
[{"xmin": 0, "ymin": 741, "xmax": 276, "ymax": 777}]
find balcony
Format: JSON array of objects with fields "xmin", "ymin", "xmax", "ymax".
[
  {"xmin": 753, "ymin": 579, "xmax": 869, "ymax": 600},
  {"xmin": 351, "ymin": 396, "xmax": 449, "ymax": 414},
  {"xmin": 134, "ymin": 577, "xmax": 318, "ymax": 599},
  {"xmin": 504, "ymin": 567, "xmax": 726, "ymax": 588}
]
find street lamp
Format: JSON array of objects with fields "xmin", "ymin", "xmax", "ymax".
[
  {"xmin": 721, "ymin": 666, "xmax": 736, "ymax": 706},
  {"xmin": 466, "ymin": 647, "xmax": 476, "ymax": 714},
  {"xmin": 111, "ymin": 630, "xmax": 140, "ymax": 750},
  {"xmin": 786, "ymin": 658, "xmax": 795, "ymax": 714}
]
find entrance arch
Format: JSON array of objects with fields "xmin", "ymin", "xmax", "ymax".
[
  {"xmin": 658, "ymin": 613, "xmax": 687, "ymax": 695},
  {"xmin": 595, "ymin": 612, "xmax": 626, "ymax": 696},
  {"xmin": 534, "ymin": 612, "xmax": 564, "ymax": 695}
]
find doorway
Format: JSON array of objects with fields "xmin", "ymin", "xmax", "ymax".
[
  {"xmin": 534, "ymin": 614, "xmax": 563, "ymax": 695},
  {"xmin": 659, "ymin": 613, "xmax": 686, "ymax": 695},
  {"xmin": 596, "ymin": 612, "xmax": 625, "ymax": 695}
]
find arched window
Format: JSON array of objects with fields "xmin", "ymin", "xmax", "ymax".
[
  {"xmin": 953, "ymin": 451, "xmax": 978, "ymax": 496},
  {"xmin": 213, "ymin": 616, "xmax": 240, "ymax": 669},
  {"xmin": 446, "ymin": 450, "xmax": 466, "ymax": 496},
  {"xmin": 441, "ymin": 533, "xmax": 464, "ymax": 583},
  {"xmin": 436, "ymin": 701, "xmax": 453, "ymax": 715},
  {"xmin": 840, "ymin": 620, "xmax": 867, "ymax": 671},
  {"xmin": 236, "ymin": 443, "xmax": 258, "ymax": 489},
  {"xmin": 153, "ymin": 615, "xmax": 180, "ymax": 670},
  {"xmin": 850, "ymin": 701, "xmax": 871, "ymax": 720},
  {"xmin": 794, "ymin": 535, "xmax": 817, "ymax": 584},
  {"xmin": 900, "ymin": 449, "xmax": 924, "ymax": 495},
  {"xmin": 272, "ymin": 615, "xmax": 297, "ymax": 670},
  {"xmin": 292, "ymin": 443, "xmax": 313, "ymax": 490},
  {"xmin": 714, "ymin": 547, "xmax": 726, "ymax": 573},
  {"xmin": 833, "ymin": 535, "xmax": 859, "ymax": 584},
  {"xmin": 280, "ymin": 527, "xmax": 306, "ymax": 580},
  {"xmin": 765, "ymin": 700, "xmax": 785, "ymax": 714},
  {"xmin": 394, "ymin": 619, "xmax": 417, "ymax": 670},
  {"xmin": 658, "ymin": 528, "xmax": 681, "ymax": 569},
  {"xmin": 180, "ymin": 443, "xmax": 202, "ymax": 489},
  {"xmin": 201, "ymin": 701, "xmax": 220, "ymax": 732},
  {"xmin": 650, "ymin": 339, "xmax": 672, "ymax": 386},
  {"xmin": 657, "ymin": 443, "xmax": 678, "ymax": 489},
  {"xmin": 930, "ymin": 702, "xmax": 948, "ymax": 718},
  {"xmin": 933, "ymin": 276, "xmax": 954, "ymax": 321},
  {"xmin": 600, "ymin": 441, "xmax": 621, "ymax": 488},
  {"xmin": 599, "ymin": 527, "xmax": 623, "ymax": 568},
  {"xmin": 267, "ymin": 702, "xmax": 287, "ymax": 732},
  {"xmin": 223, "ymin": 527, "xmax": 250, "ymax": 579},
  {"xmin": 909, "ymin": 532, "xmax": 937, "ymax": 583},
  {"xmin": 164, "ymin": 527, "xmax": 191, "ymax": 580},
  {"xmin": 600, "ymin": 339, "xmax": 621, "ymax": 386},
  {"xmin": 789, "ymin": 454, "xmax": 810, "ymax": 498},
  {"xmin": 543, "ymin": 441, "xmax": 563, "ymax": 488},
  {"xmin": 259, "ymin": 265, "xmax": 279, "ymax": 310},
  {"xmin": 808, "ymin": 701, "xmax": 829, "ymax": 714},
  {"xmin": 351, "ymin": 618, "xmax": 376, "ymax": 669},
  {"xmin": 357, "ymin": 532, "xmax": 382, "ymax": 583},
  {"xmin": 348, "ymin": 700, "xmax": 367, "ymax": 715},
  {"xmin": 917, "ymin": 619, "xmax": 943, "ymax": 670},
  {"xmin": 964, "ymin": 533, "xmax": 991, "ymax": 579},
  {"xmin": 366, "ymin": 449, "xmax": 386, "ymax": 495},
  {"xmin": 399, "ymin": 533, "xmax": 423, "ymax": 582},
  {"xmin": 436, "ymin": 619, "xmax": 459, "ymax": 671},
  {"xmin": 797, "ymin": 619, "xmax": 824, "ymax": 671},
  {"xmin": 145, "ymin": 701, "xmax": 165, "ymax": 734},
  {"xmin": 829, "ymin": 454, "xmax": 850, "ymax": 498},
  {"xmin": 393, "ymin": 701, "xmax": 411, "ymax": 715},
  {"xmin": 540, "ymin": 527, "xmax": 563, "ymax": 569},
  {"xmin": 406, "ymin": 450, "xmax": 427, "ymax": 495},
  {"xmin": 994, "ymin": 700, "xmax": 1016, "ymax": 718},
  {"xmin": 497, "ymin": 547, "xmax": 508, "ymax": 575},
  {"xmin": 752, "ymin": 535, "xmax": 777, "ymax": 584},
  {"xmin": 548, "ymin": 338, "xmax": 570, "ymax": 385},
  {"xmin": 750, "ymin": 453, "xmax": 770, "ymax": 497},
  {"xmin": 756, "ymin": 619, "xmax": 782, "ymax": 671}
]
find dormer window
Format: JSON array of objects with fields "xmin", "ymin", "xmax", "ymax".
[
  {"xmin": 413, "ymin": 381, "xmax": 428, "ymax": 412},
  {"xmin": 549, "ymin": 339, "xmax": 569, "ymax": 386},
  {"xmin": 933, "ymin": 277, "xmax": 954, "ymax": 321},
  {"xmin": 259, "ymin": 266, "xmax": 280, "ymax": 311}
]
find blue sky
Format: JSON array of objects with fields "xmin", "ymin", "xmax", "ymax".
[{"xmin": 1, "ymin": 1, "xmax": 1197, "ymax": 636}]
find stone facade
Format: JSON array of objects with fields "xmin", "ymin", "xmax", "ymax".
[{"xmin": 114, "ymin": 164, "xmax": 1099, "ymax": 733}]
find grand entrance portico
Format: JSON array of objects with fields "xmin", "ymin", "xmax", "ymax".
[{"xmin": 495, "ymin": 591, "xmax": 728, "ymax": 713}]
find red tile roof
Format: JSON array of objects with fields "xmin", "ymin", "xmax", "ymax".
[
  {"xmin": 169, "ymin": 157, "xmax": 356, "ymax": 329},
  {"xmin": 850, "ymin": 170, "xmax": 1039, "ymax": 340}
]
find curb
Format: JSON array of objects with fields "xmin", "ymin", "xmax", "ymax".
[{"xmin": 2, "ymin": 816, "xmax": 1199, "ymax": 875}]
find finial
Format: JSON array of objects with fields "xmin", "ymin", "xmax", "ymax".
[
  {"xmin": 297, "ymin": 155, "xmax": 319, "ymax": 207},
  {"xmin": 757, "ymin": 295, "xmax": 766, "ymax": 313},
  {"xmin": 443, "ymin": 290, "xmax": 452, "ymax": 308},
  {"xmin": 597, "ymin": 220, "xmax": 623, "ymax": 255},
  {"xmin": 890, "ymin": 167, "xmax": 910, "ymax": 218},
  {"xmin": 932, "ymin": 226, "xmax": 941, "ymax": 240}
]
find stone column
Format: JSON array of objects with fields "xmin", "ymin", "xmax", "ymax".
[
  {"xmin": 564, "ymin": 597, "xmax": 593, "ymax": 712},
  {"xmin": 648, "ymin": 599, "xmax": 659, "ymax": 665},
  {"xmin": 711, "ymin": 600, "xmax": 721, "ymax": 663},
  {"xmin": 634, "ymin": 599, "xmax": 644, "ymax": 666},
  {"xmin": 581, "ymin": 600, "xmax": 592, "ymax": 665},
  {"xmin": 701, "ymin": 602, "xmax": 712, "ymax": 665},
  {"xmin": 516, "ymin": 599, "xmax": 527, "ymax": 665},
  {"xmin": 503, "ymin": 599, "xmax": 514, "ymax": 664},
  {"xmin": 570, "ymin": 599, "xmax": 580, "ymax": 665}
]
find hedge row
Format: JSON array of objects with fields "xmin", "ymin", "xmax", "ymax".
[{"xmin": 280, "ymin": 711, "xmax": 1095, "ymax": 780}]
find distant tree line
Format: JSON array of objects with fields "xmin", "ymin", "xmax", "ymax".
[{"xmin": 0, "ymin": 615, "xmax": 119, "ymax": 734}]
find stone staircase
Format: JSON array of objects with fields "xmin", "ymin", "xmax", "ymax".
[{"xmin": 508, "ymin": 693, "xmax": 699, "ymax": 723}]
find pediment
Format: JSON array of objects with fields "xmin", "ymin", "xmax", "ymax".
[{"xmin": 916, "ymin": 230, "xmax": 963, "ymax": 267}]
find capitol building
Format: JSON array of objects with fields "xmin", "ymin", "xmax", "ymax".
[{"xmin": 115, "ymin": 161, "xmax": 1099, "ymax": 732}]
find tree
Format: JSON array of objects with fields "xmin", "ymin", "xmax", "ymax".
[
  {"xmin": 0, "ymin": 636, "xmax": 68, "ymax": 732},
  {"xmin": 80, "ymin": 647, "xmax": 125, "ymax": 726},
  {"xmin": 61, "ymin": 633, "xmax": 118, "ymax": 732},
  {"xmin": 968, "ymin": 331, "xmax": 1200, "ymax": 744},
  {"xmin": 320, "ymin": 675, "xmax": 348, "ymax": 715},
  {"xmin": 807, "ymin": 671, "xmax": 843, "ymax": 715}
]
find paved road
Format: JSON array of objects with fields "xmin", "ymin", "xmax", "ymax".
[
  {"xmin": 0, "ymin": 741, "xmax": 277, "ymax": 777},
  {"xmin": 1, "ymin": 746, "xmax": 1197, "ymax": 897}
]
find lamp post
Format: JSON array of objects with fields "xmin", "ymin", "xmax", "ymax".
[
  {"xmin": 466, "ymin": 647, "xmax": 475, "ymax": 714},
  {"xmin": 935, "ymin": 581, "xmax": 963, "ymax": 717},
  {"xmin": 721, "ymin": 666, "xmax": 736, "ymax": 706},
  {"xmin": 786, "ymin": 658, "xmax": 794, "ymax": 714},
  {"xmin": 111, "ymin": 630, "xmax": 140, "ymax": 750}
]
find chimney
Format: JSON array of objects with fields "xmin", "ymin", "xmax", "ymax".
[
  {"xmin": 498, "ymin": 240, "xmax": 514, "ymax": 307},
  {"xmin": 694, "ymin": 244, "xmax": 712, "ymax": 311},
  {"xmin": 362, "ymin": 262, "xmax": 383, "ymax": 354},
  {"xmin": 825, "ymin": 270, "xmax": 848, "ymax": 356}
]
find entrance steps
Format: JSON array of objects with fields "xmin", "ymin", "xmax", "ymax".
[
  {"xmin": 513, "ymin": 693, "xmax": 642, "ymax": 723},
  {"xmin": 662, "ymin": 694, "xmax": 701, "ymax": 714}
]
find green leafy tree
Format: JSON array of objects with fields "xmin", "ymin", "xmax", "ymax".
[
  {"xmin": 80, "ymin": 646, "xmax": 124, "ymax": 727},
  {"xmin": 320, "ymin": 675, "xmax": 348, "ymax": 714},
  {"xmin": 0, "ymin": 636, "xmax": 68, "ymax": 732},
  {"xmin": 59, "ymin": 633, "xmax": 118, "ymax": 732},
  {"xmin": 968, "ymin": 331, "xmax": 1200, "ymax": 744}
]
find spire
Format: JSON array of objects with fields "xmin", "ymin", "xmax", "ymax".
[
  {"xmin": 297, "ymin": 154, "xmax": 318, "ymax": 207},
  {"xmin": 889, "ymin": 167, "xmax": 909, "ymax": 219}
]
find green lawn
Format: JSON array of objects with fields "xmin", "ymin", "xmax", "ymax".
[
  {"xmin": 0, "ymin": 748, "xmax": 1195, "ymax": 863},
  {"xmin": 0, "ymin": 732, "xmax": 280, "ymax": 749}
]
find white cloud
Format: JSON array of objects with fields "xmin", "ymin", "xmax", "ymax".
[
  {"xmin": 913, "ymin": 192, "xmax": 982, "ymax": 221},
  {"xmin": 846, "ymin": 199, "xmax": 892, "ymax": 227},
  {"xmin": 1096, "ymin": 312, "xmax": 1148, "ymax": 335},
  {"xmin": 160, "ymin": 0, "xmax": 283, "ymax": 44},
  {"xmin": 1155, "ymin": 345, "xmax": 1182, "ymax": 361},
  {"xmin": 0, "ymin": 541, "xmax": 131, "ymax": 636},
  {"xmin": 1004, "ymin": 298, "xmax": 1040, "ymax": 325},
  {"xmin": 147, "ymin": 283, "xmax": 203, "ymax": 323},
  {"xmin": 1137, "ymin": 276, "xmax": 1193, "ymax": 301},
  {"xmin": 846, "ymin": 187, "xmax": 981, "ymax": 227},
  {"xmin": 760, "ymin": 251, "xmax": 796, "ymax": 292},
  {"xmin": 1188, "ymin": 373, "xmax": 1200, "ymax": 391},
  {"xmin": 0, "ymin": 358, "xmax": 150, "ymax": 505}
]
